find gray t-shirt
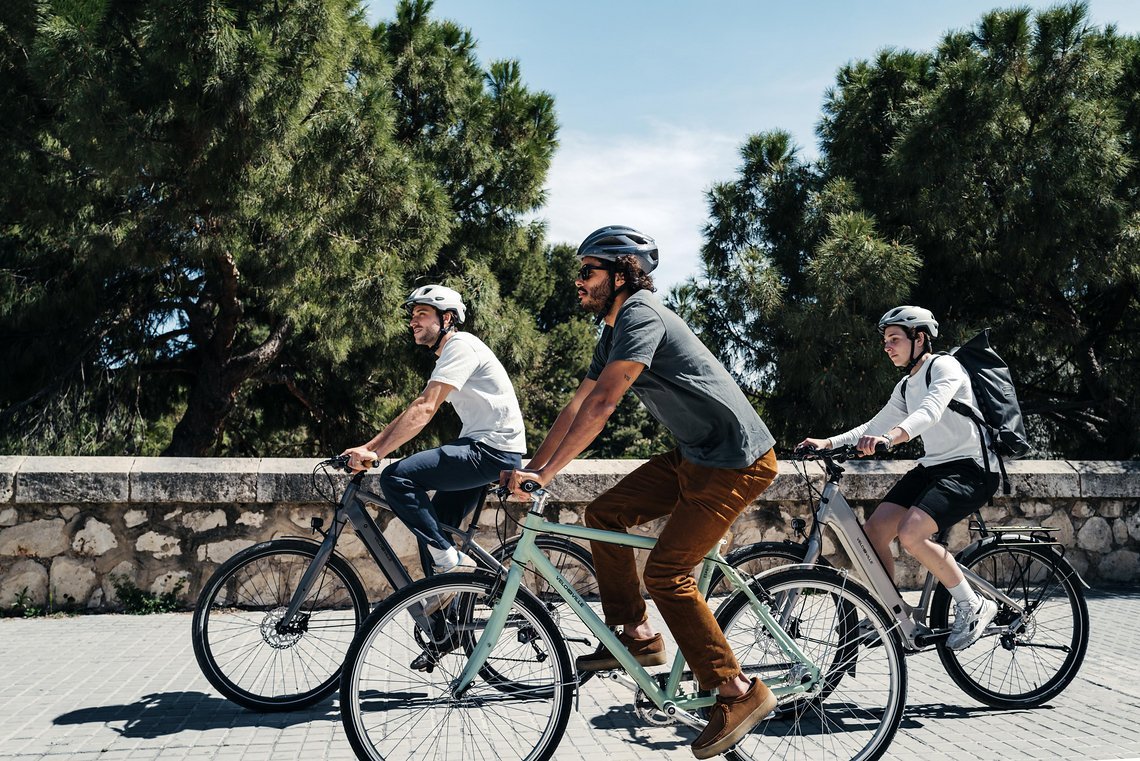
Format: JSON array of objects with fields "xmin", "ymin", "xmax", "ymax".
[{"xmin": 586, "ymin": 291, "xmax": 774, "ymax": 468}]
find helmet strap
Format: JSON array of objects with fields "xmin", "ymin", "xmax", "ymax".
[
  {"xmin": 903, "ymin": 330, "xmax": 930, "ymax": 373},
  {"xmin": 427, "ymin": 311, "xmax": 456, "ymax": 352}
]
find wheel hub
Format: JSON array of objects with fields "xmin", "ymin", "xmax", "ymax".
[{"xmin": 260, "ymin": 607, "xmax": 305, "ymax": 649}]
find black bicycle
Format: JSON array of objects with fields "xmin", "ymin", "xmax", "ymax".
[{"xmin": 191, "ymin": 455, "xmax": 599, "ymax": 711}]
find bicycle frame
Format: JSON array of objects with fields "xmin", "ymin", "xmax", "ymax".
[
  {"xmin": 452, "ymin": 489, "xmax": 821, "ymax": 728},
  {"xmin": 796, "ymin": 463, "xmax": 1027, "ymax": 649},
  {"xmin": 281, "ymin": 474, "xmax": 502, "ymax": 633}
]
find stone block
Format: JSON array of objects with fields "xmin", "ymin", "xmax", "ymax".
[
  {"xmin": 150, "ymin": 571, "xmax": 190, "ymax": 596},
  {"xmin": 124, "ymin": 509, "xmax": 148, "ymax": 528},
  {"xmin": 50, "ymin": 557, "xmax": 96, "ymax": 605},
  {"xmin": 0, "ymin": 559, "xmax": 48, "ymax": 606},
  {"xmin": 15, "ymin": 457, "xmax": 133, "ymax": 504},
  {"xmin": 1077, "ymin": 517, "xmax": 1112, "ymax": 553},
  {"xmin": 1002, "ymin": 460, "xmax": 1080, "ymax": 499},
  {"xmin": 182, "ymin": 509, "xmax": 227, "ymax": 533},
  {"xmin": 0, "ymin": 507, "xmax": 17, "ymax": 527},
  {"xmin": 1042, "ymin": 511, "xmax": 1075, "ymax": 548},
  {"xmin": 0, "ymin": 456, "xmax": 24, "ymax": 502},
  {"xmin": 237, "ymin": 511, "xmax": 266, "ymax": 527},
  {"xmin": 136, "ymin": 531, "xmax": 181, "ymax": 559},
  {"xmin": 72, "ymin": 518, "xmax": 118, "ymax": 556},
  {"xmin": 557, "ymin": 508, "xmax": 581, "ymax": 526},
  {"xmin": 196, "ymin": 538, "xmax": 255, "ymax": 564},
  {"xmin": 762, "ymin": 461, "xmax": 828, "ymax": 502},
  {"xmin": 1072, "ymin": 461, "xmax": 1140, "ymax": 499},
  {"xmin": 256, "ymin": 458, "xmax": 361, "ymax": 503},
  {"xmin": 1100, "ymin": 500, "xmax": 1125, "ymax": 519},
  {"xmin": 0, "ymin": 519, "xmax": 67, "ymax": 557},
  {"xmin": 547, "ymin": 460, "xmax": 642, "ymax": 504},
  {"xmin": 132, "ymin": 458, "xmax": 256, "ymax": 503},
  {"xmin": 1113, "ymin": 519, "xmax": 1129, "ymax": 546},
  {"xmin": 1020, "ymin": 500, "xmax": 1053, "ymax": 519},
  {"xmin": 103, "ymin": 561, "xmax": 137, "ymax": 605},
  {"xmin": 1126, "ymin": 512, "xmax": 1140, "ymax": 543},
  {"xmin": 1098, "ymin": 550, "xmax": 1140, "ymax": 583}
]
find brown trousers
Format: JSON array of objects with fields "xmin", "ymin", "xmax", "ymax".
[{"xmin": 584, "ymin": 447, "xmax": 779, "ymax": 689}]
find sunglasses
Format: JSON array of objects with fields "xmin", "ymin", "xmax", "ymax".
[{"xmin": 577, "ymin": 263, "xmax": 614, "ymax": 280}]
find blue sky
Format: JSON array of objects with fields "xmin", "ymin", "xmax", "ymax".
[{"xmin": 366, "ymin": 1, "xmax": 1140, "ymax": 290}]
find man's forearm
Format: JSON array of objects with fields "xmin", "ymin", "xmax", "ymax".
[
  {"xmin": 527, "ymin": 404, "xmax": 577, "ymax": 470},
  {"xmin": 536, "ymin": 395, "xmax": 615, "ymax": 477},
  {"xmin": 363, "ymin": 399, "xmax": 435, "ymax": 458}
]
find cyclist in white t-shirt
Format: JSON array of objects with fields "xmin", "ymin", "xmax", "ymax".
[
  {"xmin": 798, "ymin": 306, "xmax": 1000, "ymax": 650},
  {"xmin": 342, "ymin": 285, "xmax": 526, "ymax": 589}
]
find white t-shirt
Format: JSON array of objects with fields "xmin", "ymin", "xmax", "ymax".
[
  {"xmin": 830, "ymin": 354, "xmax": 990, "ymax": 467},
  {"xmin": 428, "ymin": 332, "xmax": 526, "ymax": 454}
]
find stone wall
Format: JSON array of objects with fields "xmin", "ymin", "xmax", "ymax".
[{"xmin": 0, "ymin": 456, "xmax": 1136, "ymax": 611}]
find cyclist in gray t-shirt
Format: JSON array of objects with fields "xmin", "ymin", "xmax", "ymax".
[{"xmin": 503, "ymin": 226, "xmax": 778, "ymax": 760}]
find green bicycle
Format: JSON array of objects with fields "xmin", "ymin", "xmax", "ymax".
[{"xmin": 339, "ymin": 480, "xmax": 909, "ymax": 761}]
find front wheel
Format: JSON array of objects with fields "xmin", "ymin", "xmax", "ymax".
[
  {"xmin": 340, "ymin": 573, "xmax": 573, "ymax": 761},
  {"xmin": 192, "ymin": 538, "xmax": 368, "ymax": 711},
  {"xmin": 717, "ymin": 566, "xmax": 907, "ymax": 761},
  {"xmin": 932, "ymin": 541, "xmax": 1090, "ymax": 708}
]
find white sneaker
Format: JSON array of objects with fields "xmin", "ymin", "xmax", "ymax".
[
  {"xmin": 423, "ymin": 552, "xmax": 478, "ymax": 616},
  {"xmin": 946, "ymin": 597, "xmax": 997, "ymax": 650}
]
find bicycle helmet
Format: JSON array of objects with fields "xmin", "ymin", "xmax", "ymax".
[
  {"xmin": 878, "ymin": 306, "xmax": 939, "ymax": 339},
  {"xmin": 403, "ymin": 285, "xmax": 466, "ymax": 325},
  {"xmin": 577, "ymin": 225, "xmax": 660, "ymax": 275}
]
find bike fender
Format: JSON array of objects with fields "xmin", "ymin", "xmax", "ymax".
[{"xmin": 960, "ymin": 534, "xmax": 1091, "ymax": 590}]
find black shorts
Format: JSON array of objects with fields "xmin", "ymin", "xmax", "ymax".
[{"xmin": 881, "ymin": 459, "xmax": 1001, "ymax": 532}]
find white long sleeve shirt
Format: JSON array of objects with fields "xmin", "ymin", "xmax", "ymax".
[{"xmin": 830, "ymin": 354, "xmax": 990, "ymax": 468}]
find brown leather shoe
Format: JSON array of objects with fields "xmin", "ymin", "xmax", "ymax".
[
  {"xmin": 691, "ymin": 677, "xmax": 777, "ymax": 759},
  {"xmin": 575, "ymin": 631, "xmax": 667, "ymax": 672}
]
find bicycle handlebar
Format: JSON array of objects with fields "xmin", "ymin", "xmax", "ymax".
[
  {"xmin": 790, "ymin": 441, "xmax": 890, "ymax": 462},
  {"xmin": 322, "ymin": 454, "xmax": 381, "ymax": 473}
]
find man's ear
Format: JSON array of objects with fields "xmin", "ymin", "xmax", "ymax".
[{"xmin": 614, "ymin": 270, "xmax": 626, "ymax": 290}]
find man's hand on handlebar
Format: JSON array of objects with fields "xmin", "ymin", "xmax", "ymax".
[
  {"xmin": 795, "ymin": 437, "xmax": 831, "ymax": 454},
  {"xmin": 499, "ymin": 468, "xmax": 547, "ymax": 500},
  {"xmin": 855, "ymin": 435, "xmax": 891, "ymax": 457},
  {"xmin": 340, "ymin": 447, "xmax": 381, "ymax": 473}
]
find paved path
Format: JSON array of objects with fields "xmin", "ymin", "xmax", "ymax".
[{"xmin": 1, "ymin": 587, "xmax": 1138, "ymax": 760}]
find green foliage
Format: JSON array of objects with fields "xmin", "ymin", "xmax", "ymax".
[
  {"xmin": 679, "ymin": 3, "xmax": 1140, "ymax": 458},
  {"xmin": 110, "ymin": 575, "xmax": 185, "ymax": 614},
  {"xmin": 0, "ymin": 0, "xmax": 575, "ymax": 458}
]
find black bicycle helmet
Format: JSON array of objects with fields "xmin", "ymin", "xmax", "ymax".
[{"xmin": 577, "ymin": 225, "xmax": 659, "ymax": 274}]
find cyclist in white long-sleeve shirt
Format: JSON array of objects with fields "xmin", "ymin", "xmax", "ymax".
[{"xmin": 798, "ymin": 306, "xmax": 1000, "ymax": 650}]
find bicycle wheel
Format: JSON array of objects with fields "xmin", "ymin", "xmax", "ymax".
[
  {"xmin": 192, "ymin": 538, "xmax": 368, "ymax": 711},
  {"xmin": 340, "ymin": 573, "xmax": 573, "ymax": 761},
  {"xmin": 716, "ymin": 566, "xmax": 907, "ymax": 761},
  {"xmin": 493, "ymin": 535, "xmax": 599, "ymax": 684},
  {"xmin": 707, "ymin": 541, "xmax": 809, "ymax": 605},
  {"xmin": 931, "ymin": 541, "xmax": 1090, "ymax": 708}
]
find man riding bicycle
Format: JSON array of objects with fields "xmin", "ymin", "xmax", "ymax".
[
  {"xmin": 798, "ymin": 305, "xmax": 1001, "ymax": 650},
  {"xmin": 343, "ymin": 285, "xmax": 526, "ymax": 607},
  {"xmin": 503, "ymin": 226, "xmax": 779, "ymax": 759}
]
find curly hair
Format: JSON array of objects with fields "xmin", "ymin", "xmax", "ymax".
[{"xmin": 613, "ymin": 254, "xmax": 656, "ymax": 294}]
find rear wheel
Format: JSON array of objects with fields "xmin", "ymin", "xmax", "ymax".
[
  {"xmin": 707, "ymin": 541, "xmax": 809, "ymax": 606},
  {"xmin": 932, "ymin": 541, "xmax": 1089, "ymax": 708},
  {"xmin": 717, "ymin": 566, "xmax": 907, "ymax": 761},
  {"xmin": 192, "ymin": 538, "xmax": 368, "ymax": 711}
]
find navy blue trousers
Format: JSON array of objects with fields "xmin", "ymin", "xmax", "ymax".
[{"xmin": 379, "ymin": 438, "xmax": 521, "ymax": 575}]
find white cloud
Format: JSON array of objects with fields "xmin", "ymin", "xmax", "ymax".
[{"xmin": 535, "ymin": 124, "xmax": 743, "ymax": 292}]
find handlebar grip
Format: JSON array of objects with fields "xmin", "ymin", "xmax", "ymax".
[
  {"xmin": 875, "ymin": 441, "xmax": 890, "ymax": 454},
  {"xmin": 521, "ymin": 480, "xmax": 542, "ymax": 493},
  {"xmin": 369, "ymin": 459, "xmax": 380, "ymax": 469}
]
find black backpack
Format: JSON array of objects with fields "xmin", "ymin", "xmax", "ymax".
[{"xmin": 902, "ymin": 329, "xmax": 1031, "ymax": 495}]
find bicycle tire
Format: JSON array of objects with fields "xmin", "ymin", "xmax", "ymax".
[
  {"xmin": 340, "ymin": 572, "xmax": 573, "ymax": 761},
  {"xmin": 192, "ymin": 538, "xmax": 368, "ymax": 711},
  {"xmin": 492, "ymin": 535, "xmax": 599, "ymax": 685},
  {"xmin": 931, "ymin": 540, "xmax": 1090, "ymax": 708},
  {"xmin": 707, "ymin": 541, "xmax": 811, "ymax": 604},
  {"xmin": 717, "ymin": 566, "xmax": 907, "ymax": 761}
]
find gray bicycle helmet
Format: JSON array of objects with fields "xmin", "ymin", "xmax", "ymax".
[
  {"xmin": 878, "ymin": 305, "xmax": 939, "ymax": 339},
  {"xmin": 403, "ymin": 284, "xmax": 466, "ymax": 325},
  {"xmin": 577, "ymin": 225, "xmax": 660, "ymax": 274}
]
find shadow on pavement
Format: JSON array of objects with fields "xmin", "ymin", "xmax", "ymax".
[{"xmin": 53, "ymin": 691, "xmax": 340, "ymax": 739}]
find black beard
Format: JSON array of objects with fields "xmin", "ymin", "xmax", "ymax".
[{"xmin": 580, "ymin": 278, "xmax": 614, "ymax": 315}]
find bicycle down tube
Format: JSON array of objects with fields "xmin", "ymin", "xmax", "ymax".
[{"xmin": 452, "ymin": 489, "xmax": 821, "ymax": 717}]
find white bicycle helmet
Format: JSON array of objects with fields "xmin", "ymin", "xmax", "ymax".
[
  {"xmin": 403, "ymin": 284, "xmax": 466, "ymax": 325},
  {"xmin": 577, "ymin": 225, "xmax": 660, "ymax": 274},
  {"xmin": 878, "ymin": 305, "xmax": 939, "ymax": 338}
]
